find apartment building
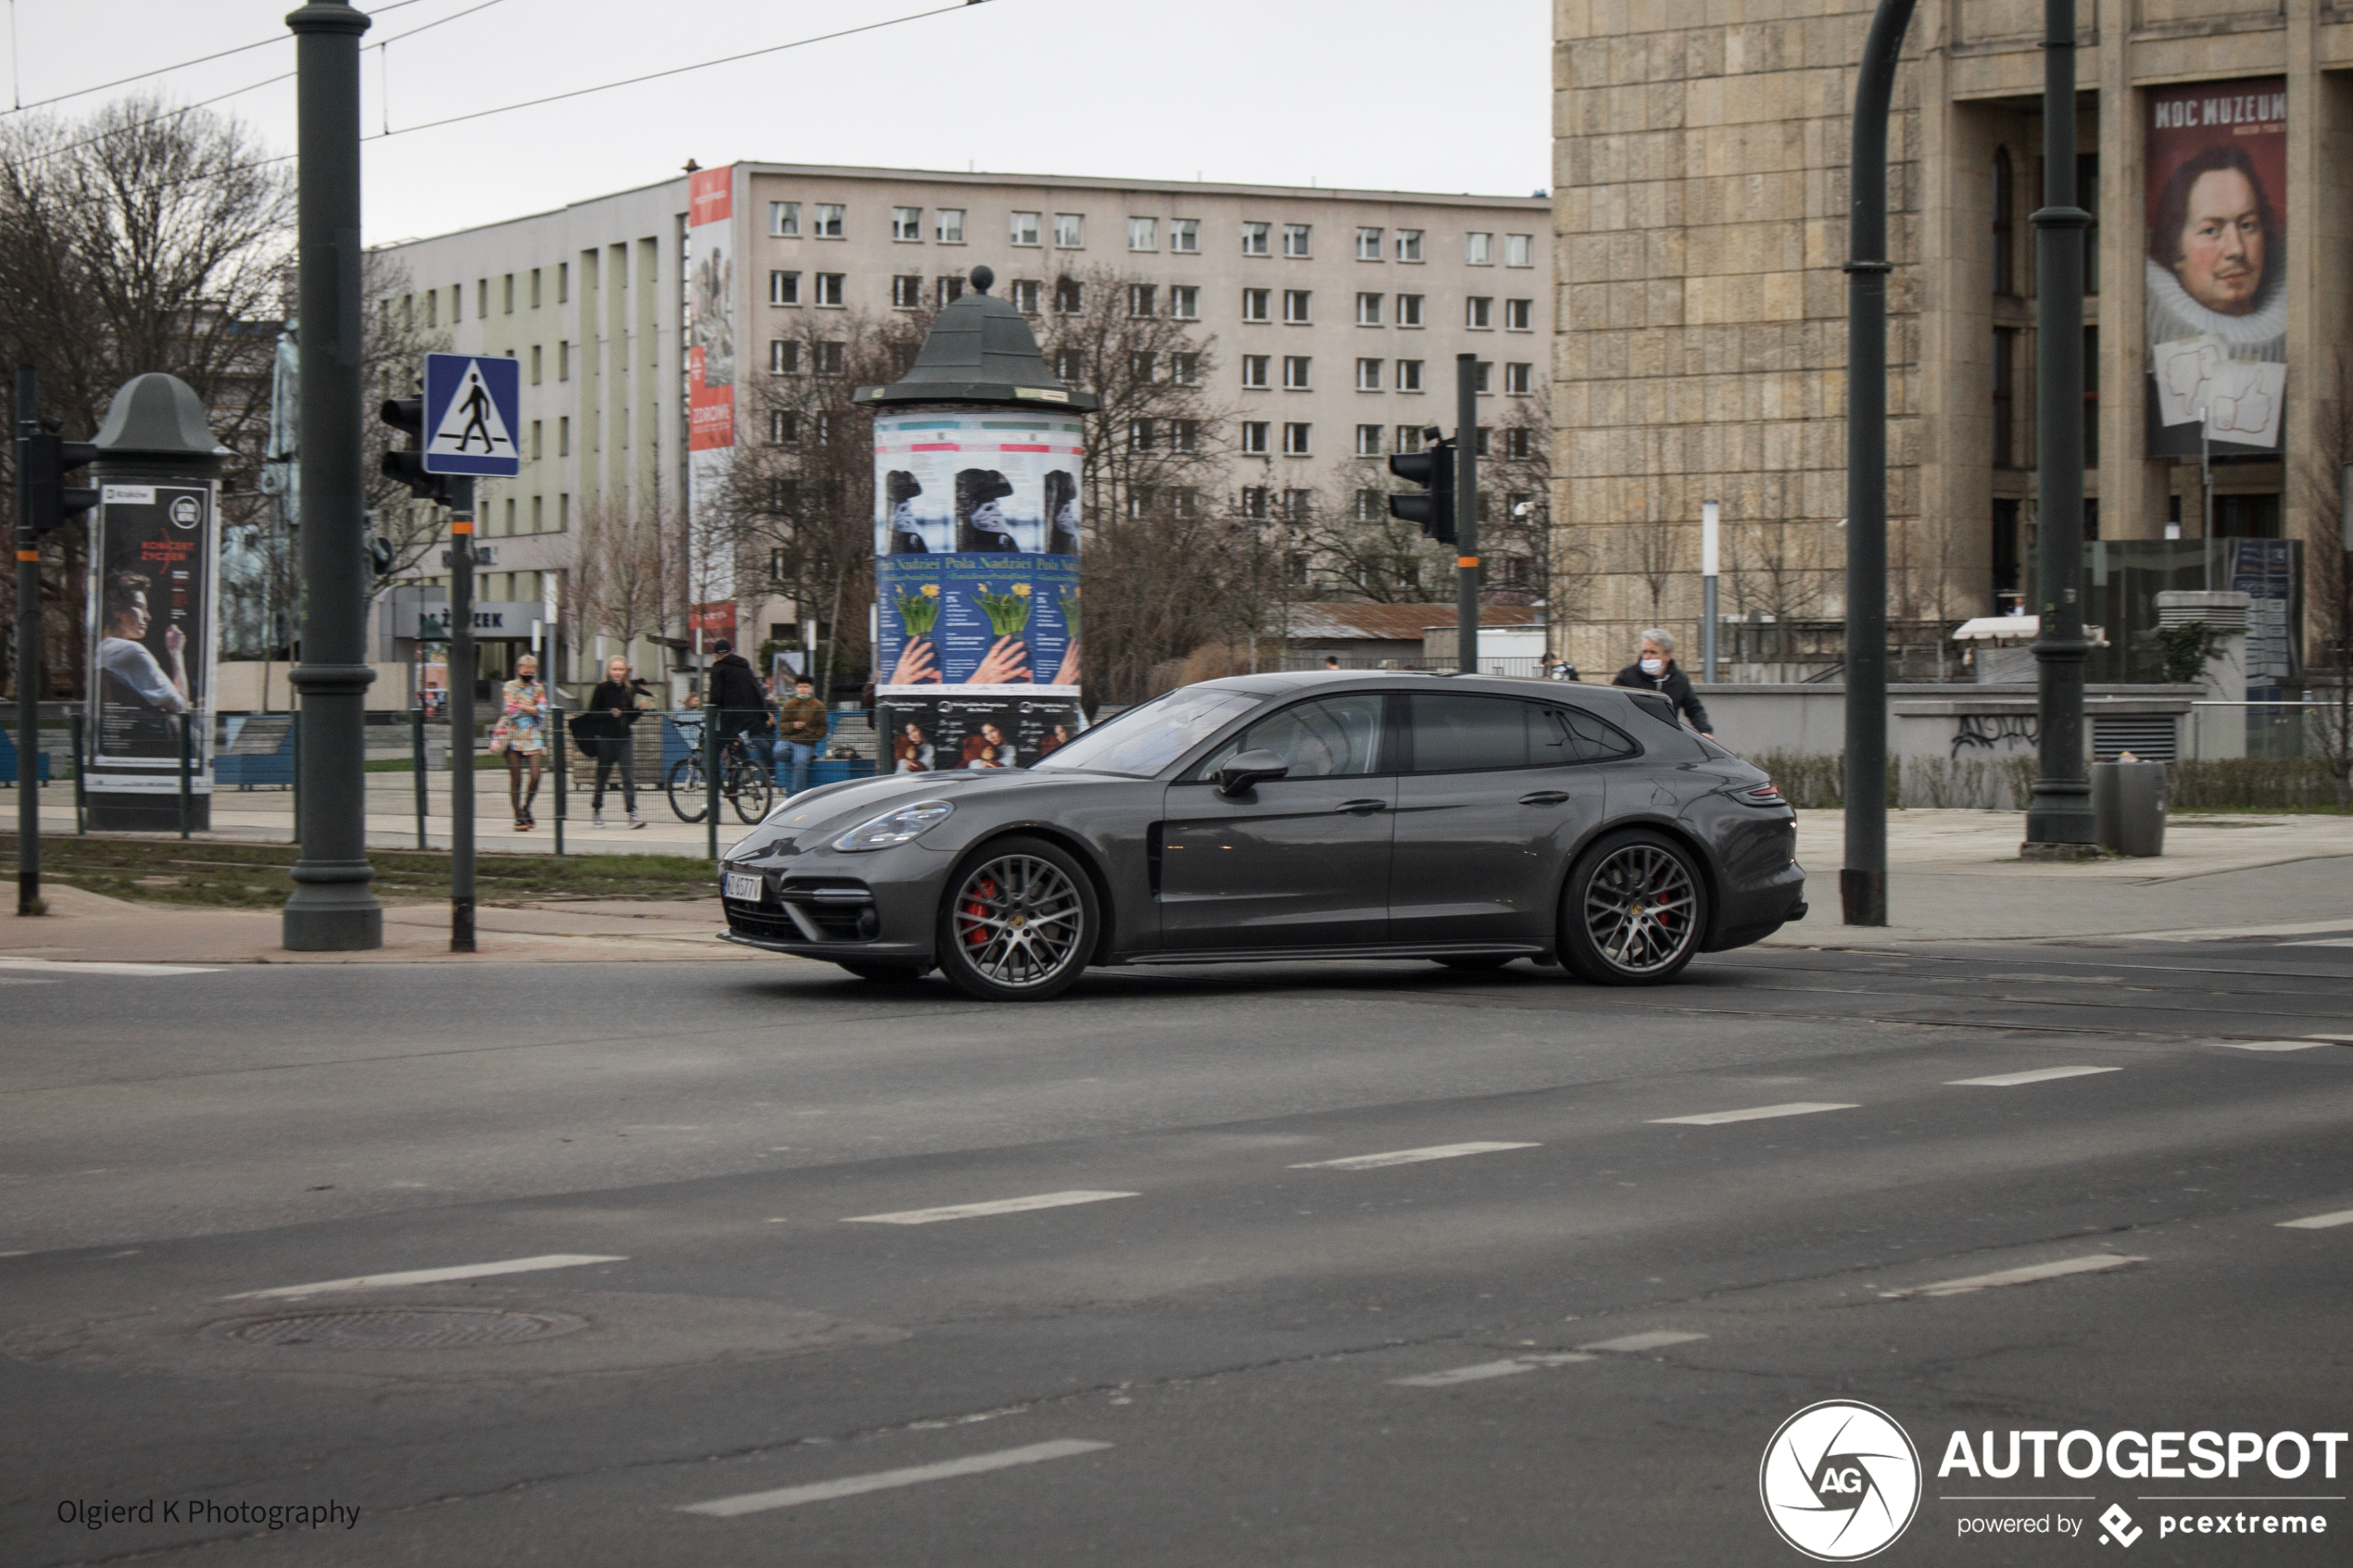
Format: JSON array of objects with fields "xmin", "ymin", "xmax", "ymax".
[{"xmin": 378, "ymin": 164, "xmax": 1551, "ymax": 685}]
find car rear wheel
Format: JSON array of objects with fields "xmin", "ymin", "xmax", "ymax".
[
  {"xmin": 1558, "ymin": 830, "xmax": 1707, "ymax": 985},
  {"xmin": 936, "ymin": 836, "xmax": 1098, "ymax": 1002},
  {"xmin": 836, "ymin": 960, "xmax": 931, "ymax": 983}
]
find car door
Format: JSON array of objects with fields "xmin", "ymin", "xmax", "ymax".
[
  {"xmin": 1388, "ymin": 693, "xmax": 1607, "ymax": 945},
  {"xmin": 1155, "ymin": 693, "xmax": 1394, "ymax": 951}
]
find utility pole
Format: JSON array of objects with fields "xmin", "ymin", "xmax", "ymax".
[
  {"xmin": 15, "ymin": 366, "xmax": 98, "ymax": 914},
  {"xmin": 1840, "ymin": 0, "xmax": 1918, "ymax": 926},
  {"xmin": 448, "ymin": 479, "xmax": 476, "ymax": 951},
  {"xmin": 2022, "ymin": 0, "xmax": 2096, "ymax": 856},
  {"xmin": 282, "ymin": 0, "xmax": 382, "ymax": 949},
  {"xmin": 1455, "ymin": 352, "xmax": 1478, "ymax": 675}
]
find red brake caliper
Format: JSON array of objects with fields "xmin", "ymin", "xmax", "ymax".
[{"xmin": 962, "ymin": 876, "xmax": 998, "ymax": 949}]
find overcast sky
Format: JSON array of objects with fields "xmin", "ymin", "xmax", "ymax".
[{"xmin": 12, "ymin": 0, "xmax": 1553, "ymax": 242}]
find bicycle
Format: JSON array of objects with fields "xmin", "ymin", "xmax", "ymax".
[{"xmin": 667, "ymin": 729, "xmax": 774, "ymax": 824}]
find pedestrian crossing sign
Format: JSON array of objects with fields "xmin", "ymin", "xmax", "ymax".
[{"xmin": 422, "ymin": 352, "xmax": 522, "ymax": 476}]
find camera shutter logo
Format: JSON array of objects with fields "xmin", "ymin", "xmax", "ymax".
[{"xmin": 1759, "ymin": 1400, "xmax": 1921, "ymax": 1560}]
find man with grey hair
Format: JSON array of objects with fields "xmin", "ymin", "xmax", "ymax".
[{"xmin": 1612, "ymin": 627, "xmax": 1713, "ymax": 736}]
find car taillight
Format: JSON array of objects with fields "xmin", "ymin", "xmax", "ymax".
[{"xmin": 1735, "ymin": 780, "xmax": 1787, "ymax": 807}]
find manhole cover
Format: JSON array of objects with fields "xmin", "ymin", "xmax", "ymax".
[{"xmin": 218, "ymin": 1307, "xmax": 588, "ymax": 1350}]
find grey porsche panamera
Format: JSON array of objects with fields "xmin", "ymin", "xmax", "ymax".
[{"xmin": 715, "ymin": 671, "xmax": 1806, "ymax": 1001}]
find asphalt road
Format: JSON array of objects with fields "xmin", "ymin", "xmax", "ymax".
[{"xmin": 5, "ymin": 930, "xmax": 2352, "ymax": 1566}]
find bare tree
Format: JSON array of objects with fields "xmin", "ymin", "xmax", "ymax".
[
  {"xmin": 360, "ymin": 253, "xmax": 453, "ymax": 597},
  {"xmin": 1629, "ymin": 514, "xmax": 1684, "ymax": 621},
  {"xmin": 1303, "ymin": 466, "xmax": 1452, "ymax": 604},
  {"xmin": 2296, "ymin": 356, "xmax": 2353, "ymax": 807},
  {"xmin": 569, "ymin": 491, "xmax": 676, "ymax": 659}
]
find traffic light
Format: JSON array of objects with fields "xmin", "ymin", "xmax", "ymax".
[
  {"xmin": 379, "ymin": 396, "xmax": 446, "ymax": 502},
  {"xmin": 1388, "ymin": 432, "xmax": 1455, "ymax": 545},
  {"xmin": 21, "ymin": 420, "xmax": 99, "ymax": 534}
]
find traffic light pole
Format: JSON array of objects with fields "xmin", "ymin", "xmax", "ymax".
[
  {"xmin": 13, "ymin": 365, "xmax": 37, "ymax": 915},
  {"xmin": 449, "ymin": 479, "xmax": 476, "ymax": 953},
  {"xmin": 282, "ymin": 0, "xmax": 382, "ymax": 950},
  {"xmin": 1455, "ymin": 353, "xmax": 1478, "ymax": 676}
]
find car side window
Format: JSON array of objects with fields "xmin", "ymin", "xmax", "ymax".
[
  {"xmin": 1407, "ymin": 693, "xmax": 1562, "ymax": 772},
  {"xmin": 1552, "ymin": 704, "xmax": 1640, "ymax": 761},
  {"xmin": 1196, "ymin": 694, "xmax": 1384, "ymax": 780}
]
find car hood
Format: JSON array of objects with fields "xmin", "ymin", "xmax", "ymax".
[{"xmin": 725, "ymin": 767, "xmax": 1120, "ymax": 857}]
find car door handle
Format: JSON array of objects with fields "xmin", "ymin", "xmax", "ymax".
[
  {"xmin": 1335, "ymin": 798, "xmax": 1389, "ymax": 815},
  {"xmin": 1518, "ymin": 790, "xmax": 1571, "ymax": 807}
]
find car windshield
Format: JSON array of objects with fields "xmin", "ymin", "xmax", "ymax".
[{"xmin": 1031, "ymin": 686, "xmax": 1264, "ymax": 778}]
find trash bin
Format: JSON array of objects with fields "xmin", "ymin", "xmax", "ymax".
[{"xmin": 2092, "ymin": 756, "xmax": 2166, "ymax": 857}]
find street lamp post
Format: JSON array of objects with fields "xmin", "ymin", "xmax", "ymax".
[{"xmin": 280, "ymin": 0, "xmax": 382, "ymax": 949}]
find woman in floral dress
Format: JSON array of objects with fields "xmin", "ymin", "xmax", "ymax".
[{"xmin": 501, "ymin": 653, "xmax": 549, "ymax": 830}]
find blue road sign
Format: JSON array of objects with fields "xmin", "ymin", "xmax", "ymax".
[{"xmin": 422, "ymin": 352, "xmax": 522, "ymax": 477}]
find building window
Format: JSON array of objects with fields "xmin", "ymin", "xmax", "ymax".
[
  {"xmin": 559, "ymin": 416, "xmax": 570, "ymax": 456},
  {"xmin": 1282, "ymin": 355, "xmax": 1312, "ymax": 390},
  {"xmin": 1241, "ymin": 221, "xmax": 1271, "ymax": 256},
  {"xmin": 1992, "ymin": 327, "xmax": 2017, "ymax": 468},
  {"xmin": 1355, "ymin": 358, "xmax": 1382, "ymax": 391},
  {"xmin": 1282, "ymin": 488, "xmax": 1314, "ymax": 520},
  {"xmin": 1473, "ymin": 360, "xmax": 1493, "ymax": 394},
  {"xmin": 1130, "ymin": 351, "xmax": 1157, "ymax": 383},
  {"xmin": 1129, "ymin": 419, "xmax": 1155, "ymax": 451},
  {"xmin": 1397, "ymin": 294, "xmax": 1424, "ymax": 328},
  {"xmin": 1170, "ymin": 218, "xmax": 1200, "ymax": 253},
  {"xmin": 1504, "ymin": 427, "xmax": 1533, "ymax": 459},
  {"xmin": 476, "ymin": 278, "xmax": 488, "ymax": 318},
  {"xmin": 1127, "ymin": 216, "xmax": 1157, "ymax": 251},
  {"xmin": 1241, "ymin": 486, "xmax": 1268, "ymax": 519},
  {"xmin": 815, "ymin": 272, "xmax": 845, "ymax": 307},
  {"xmin": 1011, "ymin": 210, "xmax": 1041, "ymax": 246},
  {"xmin": 1126, "ymin": 487, "xmax": 1157, "ymax": 519},
  {"xmin": 1466, "ymin": 296, "xmax": 1492, "ymax": 329},
  {"xmin": 813, "ymin": 203, "xmax": 845, "ymax": 238},
  {"xmin": 814, "ymin": 341, "xmax": 844, "ymax": 375},
  {"xmin": 1240, "ymin": 354, "xmax": 1270, "ymax": 389},
  {"xmin": 892, "ymin": 275, "xmax": 923, "ymax": 308},
  {"xmin": 1283, "ymin": 223, "xmax": 1312, "ymax": 257},
  {"xmin": 1472, "ymin": 427, "xmax": 1491, "ymax": 458},
  {"xmin": 502, "ymin": 273, "xmax": 514, "ymax": 313},
  {"xmin": 1504, "ymin": 298, "xmax": 1532, "ymax": 331},
  {"xmin": 1171, "ymin": 353, "xmax": 1199, "ymax": 386},
  {"xmin": 1466, "ymin": 232, "xmax": 1492, "ymax": 265},
  {"xmin": 769, "ymin": 409, "xmax": 799, "ymax": 445},
  {"xmin": 1504, "ymin": 233, "xmax": 1533, "ymax": 268},
  {"xmin": 2084, "ymin": 324, "xmax": 2100, "ymax": 469},
  {"xmin": 1396, "ymin": 229, "xmax": 1424, "ymax": 262},
  {"xmin": 558, "ymin": 341, "xmax": 570, "ymax": 381},
  {"xmin": 771, "ymin": 201, "xmax": 799, "ymax": 236},
  {"xmin": 891, "ymin": 207, "xmax": 922, "ymax": 241},
  {"xmin": 1354, "ymin": 487, "xmax": 1385, "ymax": 521},
  {"xmin": 1127, "ymin": 282, "xmax": 1156, "ymax": 318},
  {"xmin": 530, "ymin": 419, "xmax": 543, "ymax": 459},
  {"xmin": 769, "ymin": 270, "xmax": 799, "ymax": 306},
  {"xmin": 1169, "ymin": 420, "xmax": 1199, "ymax": 452},
  {"xmin": 532, "ymin": 494, "xmax": 545, "ymax": 532},
  {"xmin": 1168, "ymin": 284, "xmax": 1198, "ymax": 320},
  {"xmin": 771, "ymin": 339, "xmax": 800, "ymax": 374},
  {"xmin": 1053, "ymin": 349, "xmax": 1083, "ymax": 382},
  {"xmin": 1011, "ymin": 278, "xmax": 1040, "ymax": 314},
  {"xmin": 557, "ymin": 261, "xmax": 568, "ymax": 302},
  {"xmin": 1397, "ymin": 358, "xmax": 1424, "ymax": 392},
  {"xmin": 1991, "ymin": 148, "xmax": 2015, "ymax": 296},
  {"xmin": 1395, "ymin": 424, "xmax": 1425, "ymax": 453},
  {"xmin": 936, "ymin": 274, "xmax": 964, "ymax": 307},
  {"xmin": 1053, "ymin": 212, "xmax": 1085, "ymax": 248},
  {"xmin": 1171, "ymin": 487, "xmax": 1200, "ymax": 519},
  {"xmin": 1241, "ymin": 288, "xmax": 1270, "ymax": 322},
  {"xmin": 530, "ymin": 267, "xmax": 542, "ymax": 308},
  {"xmin": 1355, "ymin": 424, "xmax": 1383, "ymax": 457},
  {"xmin": 1281, "ymin": 289, "xmax": 1311, "ymax": 323},
  {"xmin": 1504, "ymin": 361, "xmax": 1531, "ymax": 395},
  {"xmin": 1239, "ymin": 420, "xmax": 1269, "ymax": 455},
  {"xmin": 936, "ymin": 207, "xmax": 965, "ymax": 244},
  {"xmin": 1053, "ymin": 277, "xmax": 1084, "ymax": 314},
  {"xmin": 2079, "ymin": 153, "xmax": 2101, "ymax": 295},
  {"xmin": 1355, "ymin": 226, "xmax": 1383, "ymax": 261},
  {"xmin": 1356, "ymin": 292, "xmax": 1383, "ymax": 326},
  {"xmin": 1282, "ymin": 421, "xmax": 1312, "ymax": 456},
  {"xmin": 530, "ymin": 345, "xmax": 543, "ymax": 384}
]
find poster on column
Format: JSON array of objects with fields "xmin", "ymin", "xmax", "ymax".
[
  {"xmin": 873, "ymin": 411, "xmax": 1085, "ymax": 772},
  {"xmin": 686, "ymin": 163, "xmax": 737, "ymax": 599},
  {"xmin": 2144, "ymin": 78, "xmax": 2286, "ymax": 458},
  {"xmin": 83, "ymin": 481, "xmax": 220, "ymax": 825}
]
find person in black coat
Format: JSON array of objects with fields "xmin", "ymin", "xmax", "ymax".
[
  {"xmin": 1611, "ymin": 627, "xmax": 1713, "ymax": 736},
  {"xmin": 583, "ymin": 655, "xmax": 648, "ymax": 828},
  {"xmin": 706, "ymin": 640, "xmax": 774, "ymax": 756}
]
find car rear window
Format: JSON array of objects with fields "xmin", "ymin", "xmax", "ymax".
[{"xmin": 1554, "ymin": 705, "xmax": 1640, "ymax": 760}]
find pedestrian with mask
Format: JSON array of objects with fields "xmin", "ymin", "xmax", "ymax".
[
  {"xmin": 499, "ymin": 652, "xmax": 550, "ymax": 830},
  {"xmin": 774, "ymin": 674, "xmax": 829, "ymax": 797},
  {"xmin": 1612, "ymin": 628, "xmax": 1713, "ymax": 737},
  {"xmin": 585, "ymin": 655, "xmax": 648, "ymax": 828}
]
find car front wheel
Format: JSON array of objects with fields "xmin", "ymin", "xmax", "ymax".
[
  {"xmin": 936, "ymin": 836, "xmax": 1098, "ymax": 1001},
  {"xmin": 1558, "ymin": 830, "xmax": 1707, "ymax": 985}
]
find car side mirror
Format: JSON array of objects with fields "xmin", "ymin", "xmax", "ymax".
[{"xmin": 1216, "ymin": 747, "xmax": 1290, "ymax": 797}]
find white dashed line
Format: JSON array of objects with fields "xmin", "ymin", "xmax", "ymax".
[
  {"xmin": 2278, "ymin": 1209, "xmax": 2353, "ymax": 1230},
  {"xmin": 842, "ymin": 1191, "xmax": 1139, "ymax": 1226},
  {"xmin": 1879, "ymin": 1253, "xmax": 2144, "ymax": 1298},
  {"xmin": 0, "ymin": 957, "xmax": 221, "ymax": 975},
  {"xmin": 223, "ymin": 1253, "xmax": 626, "ymax": 1300},
  {"xmin": 1290, "ymin": 1142, "xmax": 1540, "ymax": 1171},
  {"xmin": 1946, "ymin": 1066, "xmax": 2120, "ymax": 1087},
  {"xmin": 1650, "ymin": 1102, "xmax": 1858, "ymax": 1126},
  {"xmin": 1389, "ymin": 1354, "xmax": 1592, "ymax": 1387},
  {"xmin": 1579, "ymin": 1331, "xmax": 1707, "ymax": 1353},
  {"xmin": 2218, "ymin": 1040, "xmax": 2334, "ymax": 1052},
  {"xmin": 679, "ymin": 1439, "xmax": 1114, "ymax": 1516}
]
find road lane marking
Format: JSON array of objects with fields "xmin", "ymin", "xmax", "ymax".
[
  {"xmin": 1946, "ymin": 1066, "xmax": 2120, "ymax": 1086},
  {"xmin": 842, "ymin": 1191, "xmax": 1139, "ymax": 1226},
  {"xmin": 2219, "ymin": 1039, "xmax": 2334, "ymax": 1052},
  {"xmin": 1650, "ymin": 1102, "xmax": 1858, "ymax": 1125},
  {"xmin": 1579, "ymin": 1331, "xmax": 1707, "ymax": 1353},
  {"xmin": 1389, "ymin": 1353, "xmax": 1592, "ymax": 1387},
  {"xmin": 1879, "ymin": 1253, "xmax": 2143, "ymax": 1298},
  {"xmin": 679, "ymin": 1439, "xmax": 1113, "ymax": 1516},
  {"xmin": 223, "ymin": 1253, "xmax": 626, "ymax": 1299},
  {"xmin": 2278, "ymin": 1209, "xmax": 2353, "ymax": 1230},
  {"xmin": 0, "ymin": 957, "xmax": 222, "ymax": 975},
  {"xmin": 1290, "ymin": 1142, "xmax": 1539, "ymax": 1171}
]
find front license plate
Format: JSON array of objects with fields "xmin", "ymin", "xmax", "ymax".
[{"xmin": 724, "ymin": 872, "xmax": 763, "ymax": 902}]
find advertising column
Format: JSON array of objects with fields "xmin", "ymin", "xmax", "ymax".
[{"xmin": 685, "ymin": 163, "xmax": 738, "ymax": 622}]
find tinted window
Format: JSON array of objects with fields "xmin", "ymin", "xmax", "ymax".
[
  {"xmin": 1034, "ymin": 686, "xmax": 1260, "ymax": 778},
  {"xmin": 1409, "ymin": 694, "xmax": 1539, "ymax": 771},
  {"xmin": 1198, "ymin": 694, "xmax": 1384, "ymax": 779},
  {"xmin": 1554, "ymin": 705, "xmax": 1640, "ymax": 760}
]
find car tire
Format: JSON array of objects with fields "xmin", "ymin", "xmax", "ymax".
[
  {"xmin": 1557, "ymin": 829, "xmax": 1708, "ymax": 985},
  {"xmin": 836, "ymin": 961, "xmax": 931, "ymax": 983},
  {"xmin": 1434, "ymin": 956, "xmax": 1514, "ymax": 972},
  {"xmin": 935, "ymin": 835, "xmax": 1099, "ymax": 1002}
]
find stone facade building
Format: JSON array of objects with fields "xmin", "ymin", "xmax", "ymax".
[{"xmin": 1549, "ymin": 0, "xmax": 2353, "ymax": 679}]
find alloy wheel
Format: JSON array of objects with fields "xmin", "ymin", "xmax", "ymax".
[
  {"xmin": 1581, "ymin": 842, "xmax": 1699, "ymax": 976},
  {"xmin": 950, "ymin": 853, "xmax": 1087, "ymax": 990}
]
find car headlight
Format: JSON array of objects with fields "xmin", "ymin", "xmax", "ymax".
[{"xmin": 832, "ymin": 800, "xmax": 954, "ymax": 852}]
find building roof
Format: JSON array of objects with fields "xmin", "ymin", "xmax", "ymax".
[{"xmin": 1286, "ymin": 603, "xmax": 1543, "ymax": 642}]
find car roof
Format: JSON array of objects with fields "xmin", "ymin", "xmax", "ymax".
[{"xmin": 1189, "ymin": 670, "xmax": 1637, "ymax": 707}]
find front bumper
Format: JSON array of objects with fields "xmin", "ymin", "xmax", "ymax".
[{"xmin": 716, "ymin": 839, "xmax": 953, "ymax": 960}]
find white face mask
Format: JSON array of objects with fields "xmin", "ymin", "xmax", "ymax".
[{"xmin": 1640, "ymin": 656, "xmax": 1667, "ymax": 677}]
